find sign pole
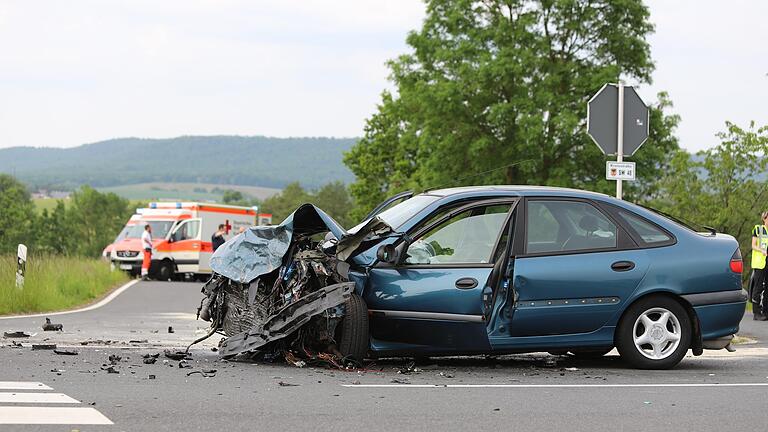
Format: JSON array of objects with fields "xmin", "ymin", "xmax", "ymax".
[{"xmin": 616, "ymin": 82, "xmax": 625, "ymax": 200}]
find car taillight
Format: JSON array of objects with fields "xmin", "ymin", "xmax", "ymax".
[{"xmin": 730, "ymin": 249, "xmax": 743, "ymax": 274}]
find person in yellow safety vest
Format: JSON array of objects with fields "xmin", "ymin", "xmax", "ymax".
[{"xmin": 750, "ymin": 211, "xmax": 768, "ymax": 321}]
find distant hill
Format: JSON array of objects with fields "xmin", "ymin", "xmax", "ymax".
[{"xmin": 0, "ymin": 136, "xmax": 357, "ymax": 190}]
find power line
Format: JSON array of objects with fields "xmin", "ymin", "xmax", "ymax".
[{"xmin": 424, "ymin": 159, "xmax": 537, "ymax": 192}]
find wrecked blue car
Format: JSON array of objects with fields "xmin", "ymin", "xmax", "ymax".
[{"xmin": 196, "ymin": 186, "xmax": 747, "ymax": 369}]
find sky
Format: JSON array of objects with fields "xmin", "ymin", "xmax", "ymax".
[{"xmin": 0, "ymin": 0, "xmax": 765, "ymax": 152}]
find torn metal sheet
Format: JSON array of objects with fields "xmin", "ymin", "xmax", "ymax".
[
  {"xmin": 209, "ymin": 203, "xmax": 392, "ymax": 284},
  {"xmin": 218, "ymin": 282, "xmax": 354, "ymax": 357}
]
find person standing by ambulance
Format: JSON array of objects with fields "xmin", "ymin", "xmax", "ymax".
[
  {"xmin": 141, "ymin": 224, "xmax": 153, "ymax": 281},
  {"xmin": 751, "ymin": 212, "xmax": 768, "ymax": 321}
]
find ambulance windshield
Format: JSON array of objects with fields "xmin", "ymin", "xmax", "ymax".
[{"xmin": 127, "ymin": 220, "xmax": 175, "ymax": 239}]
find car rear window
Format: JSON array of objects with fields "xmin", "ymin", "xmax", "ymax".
[{"xmin": 617, "ymin": 210, "xmax": 673, "ymax": 245}]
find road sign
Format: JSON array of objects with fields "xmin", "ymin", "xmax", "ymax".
[
  {"xmin": 587, "ymin": 82, "xmax": 650, "ymax": 200},
  {"xmin": 587, "ymin": 84, "xmax": 649, "ymax": 156},
  {"xmin": 606, "ymin": 161, "xmax": 636, "ymax": 181},
  {"xmin": 16, "ymin": 244, "xmax": 27, "ymax": 289}
]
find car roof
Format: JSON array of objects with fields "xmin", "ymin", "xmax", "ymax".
[{"xmin": 423, "ymin": 185, "xmax": 611, "ymax": 200}]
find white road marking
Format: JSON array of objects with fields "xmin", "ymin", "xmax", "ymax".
[
  {"xmin": 0, "ymin": 392, "xmax": 80, "ymax": 404},
  {"xmin": 0, "ymin": 382, "xmax": 52, "ymax": 390},
  {"xmin": 0, "ymin": 382, "xmax": 112, "ymax": 425},
  {"xmin": 0, "ymin": 279, "xmax": 138, "ymax": 320},
  {"xmin": 0, "ymin": 407, "xmax": 113, "ymax": 425},
  {"xmin": 344, "ymin": 383, "xmax": 768, "ymax": 389}
]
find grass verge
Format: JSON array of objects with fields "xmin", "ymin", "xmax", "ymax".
[{"xmin": 0, "ymin": 254, "xmax": 128, "ymax": 316}]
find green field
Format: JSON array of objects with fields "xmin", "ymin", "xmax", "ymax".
[
  {"xmin": 0, "ymin": 255, "xmax": 129, "ymax": 315},
  {"xmin": 97, "ymin": 182, "xmax": 280, "ymax": 202},
  {"xmin": 33, "ymin": 197, "xmax": 68, "ymax": 214}
]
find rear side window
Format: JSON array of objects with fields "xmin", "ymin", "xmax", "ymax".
[
  {"xmin": 617, "ymin": 210, "xmax": 672, "ymax": 245},
  {"xmin": 526, "ymin": 200, "xmax": 617, "ymax": 254}
]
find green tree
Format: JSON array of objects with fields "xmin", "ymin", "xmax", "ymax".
[
  {"xmin": 653, "ymin": 121, "xmax": 768, "ymax": 271},
  {"xmin": 313, "ymin": 181, "xmax": 354, "ymax": 227},
  {"xmin": 222, "ymin": 189, "xmax": 245, "ymax": 205},
  {"xmin": 0, "ymin": 174, "xmax": 36, "ymax": 253},
  {"xmin": 66, "ymin": 186, "xmax": 133, "ymax": 257},
  {"xmin": 345, "ymin": 0, "xmax": 679, "ymax": 220},
  {"xmin": 34, "ymin": 201, "xmax": 74, "ymax": 255},
  {"xmin": 261, "ymin": 182, "xmax": 312, "ymax": 223},
  {"xmin": 260, "ymin": 182, "xmax": 355, "ymax": 227}
]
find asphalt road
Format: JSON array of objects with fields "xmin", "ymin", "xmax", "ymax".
[{"xmin": 1, "ymin": 280, "xmax": 767, "ymax": 432}]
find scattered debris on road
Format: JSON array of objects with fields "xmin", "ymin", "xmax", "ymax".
[
  {"xmin": 42, "ymin": 317, "xmax": 63, "ymax": 331},
  {"xmin": 101, "ymin": 365, "xmax": 119, "ymax": 374},
  {"xmin": 187, "ymin": 369, "xmax": 217, "ymax": 378},
  {"xmin": 3, "ymin": 331, "xmax": 32, "ymax": 338},
  {"xmin": 178, "ymin": 360, "xmax": 193, "ymax": 369},
  {"xmin": 164, "ymin": 350, "xmax": 191, "ymax": 361},
  {"xmin": 277, "ymin": 381, "xmax": 299, "ymax": 387},
  {"xmin": 80, "ymin": 339, "xmax": 115, "ymax": 346},
  {"xmin": 168, "ymin": 326, "xmax": 175, "ymax": 334},
  {"xmin": 32, "ymin": 343, "xmax": 57, "ymax": 350},
  {"xmin": 142, "ymin": 353, "xmax": 160, "ymax": 364},
  {"xmin": 108, "ymin": 354, "xmax": 122, "ymax": 364},
  {"xmin": 53, "ymin": 349, "xmax": 79, "ymax": 356},
  {"xmin": 129, "ymin": 339, "xmax": 149, "ymax": 344}
]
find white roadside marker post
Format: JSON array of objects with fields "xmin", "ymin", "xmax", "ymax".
[{"xmin": 16, "ymin": 244, "xmax": 27, "ymax": 289}]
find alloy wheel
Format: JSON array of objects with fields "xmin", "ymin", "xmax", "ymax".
[{"xmin": 632, "ymin": 307, "xmax": 682, "ymax": 360}]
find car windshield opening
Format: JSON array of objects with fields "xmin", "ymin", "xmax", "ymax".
[
  {"xmin": 350, "ymin": 195, "xmax": 440, "ymax": 233},
  {"xmin": 127, "ymin": 220, "xmax": 175, "ymax": 239}
]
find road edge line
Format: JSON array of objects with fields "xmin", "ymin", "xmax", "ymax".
[{"xmin": 0, "ymin": 279, "xmax": 139, "ymax": 320}]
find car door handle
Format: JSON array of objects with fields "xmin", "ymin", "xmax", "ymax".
[
  {"xmin": 611, "ymin": 261, "xmax": 635, "ymax": 272},
  {"xmin": 455, "ymin": 278, "xmax": 478, "ymax": 289}
]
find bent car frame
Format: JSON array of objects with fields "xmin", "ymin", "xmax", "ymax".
[{"xmin": 196, "ymin": 186, "xmax": 747, "ymax": 369}]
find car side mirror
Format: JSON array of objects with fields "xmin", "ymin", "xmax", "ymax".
[{"xmin": 376, "ymin": 244, "xmax": 398, "ymax": 264}]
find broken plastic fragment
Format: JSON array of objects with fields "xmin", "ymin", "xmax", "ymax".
[
  {"xmin": 3, "ymin": 331, "xmax": 31, "ymax": 338},
  {"xmin": 42, "ymin": 318, "xmax": 63, "ymax": 331}
]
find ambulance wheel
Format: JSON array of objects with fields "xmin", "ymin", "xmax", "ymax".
[
  {"xmin": 337, "ymin": 294, "xmax": 369, "ymax": 365},
  {"xmin": 155, "ymin": 260, "xmax": 174, "ymax": 281}
]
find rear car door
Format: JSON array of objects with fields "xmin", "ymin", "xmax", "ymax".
[
  {"xmin": 364, "ymin": 199, "xmax": 517, "ymax": 354},
  {"xmin": 506, "ymin": 198, "xmax": 649, "ymax": 337}
]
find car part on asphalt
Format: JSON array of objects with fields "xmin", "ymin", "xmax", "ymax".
[
  {"xmin": 164, "ymin": 350, "xmax": 191, "ymax": 360},
  {"xmin": 53, "ymin": 349, "xmax": 79, "ymax": 355},
  {"xmin": 42, "ymin": 318, "xmax": 63, "ymax": 331},
  {"xmin": 3, "ymin": 331, "xmax": 32, "ymax": 338},
  {"xmin": 32, "ymin": 343, "xmax": 57, "ymax": 350}
]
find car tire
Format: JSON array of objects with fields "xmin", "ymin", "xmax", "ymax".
[
  {"xmin": 616, "ymin": 295, "xmax": 691, "ymax": 370},
  {"xmin": 154, "ymin": 260, "xmax": 174, "ymax": 282},
  {"xmin": 337, "ymin": 294, "xmax": 369, "ymax": 364}
]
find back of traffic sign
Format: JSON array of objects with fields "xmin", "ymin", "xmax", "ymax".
[{"xmin": 587, "ymin": 84, "xmax": 649, "ymax": 156}]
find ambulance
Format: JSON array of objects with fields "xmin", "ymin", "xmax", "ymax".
[
  {"xmin": 110, "ymin": 202, "xmax": 272, "ymax": 280},
  {"xmin": 102, "ymin": 214, "xmax": 142, "ymax": 260}
]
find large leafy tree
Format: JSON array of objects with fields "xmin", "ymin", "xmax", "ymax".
[
  {"xmin": 345, "ymin": 0, "xmax": 679, "ymax": 220},
  {"xmin": 0, "ymin": 174, "xmax": 36, "ymax": 253},
  {"xmin": 653, "ymin": 121, "xmax": 768, "ymax": 272}
]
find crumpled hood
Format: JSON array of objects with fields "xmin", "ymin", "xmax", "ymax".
[{"xmin": 209, "ymin": 203, "xmax": 392, "ymax": 283}]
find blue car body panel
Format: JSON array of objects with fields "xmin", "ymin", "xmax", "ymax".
[{"xmin": 350, "ymin": 186, "xmax": 746, "ymax": 356}]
